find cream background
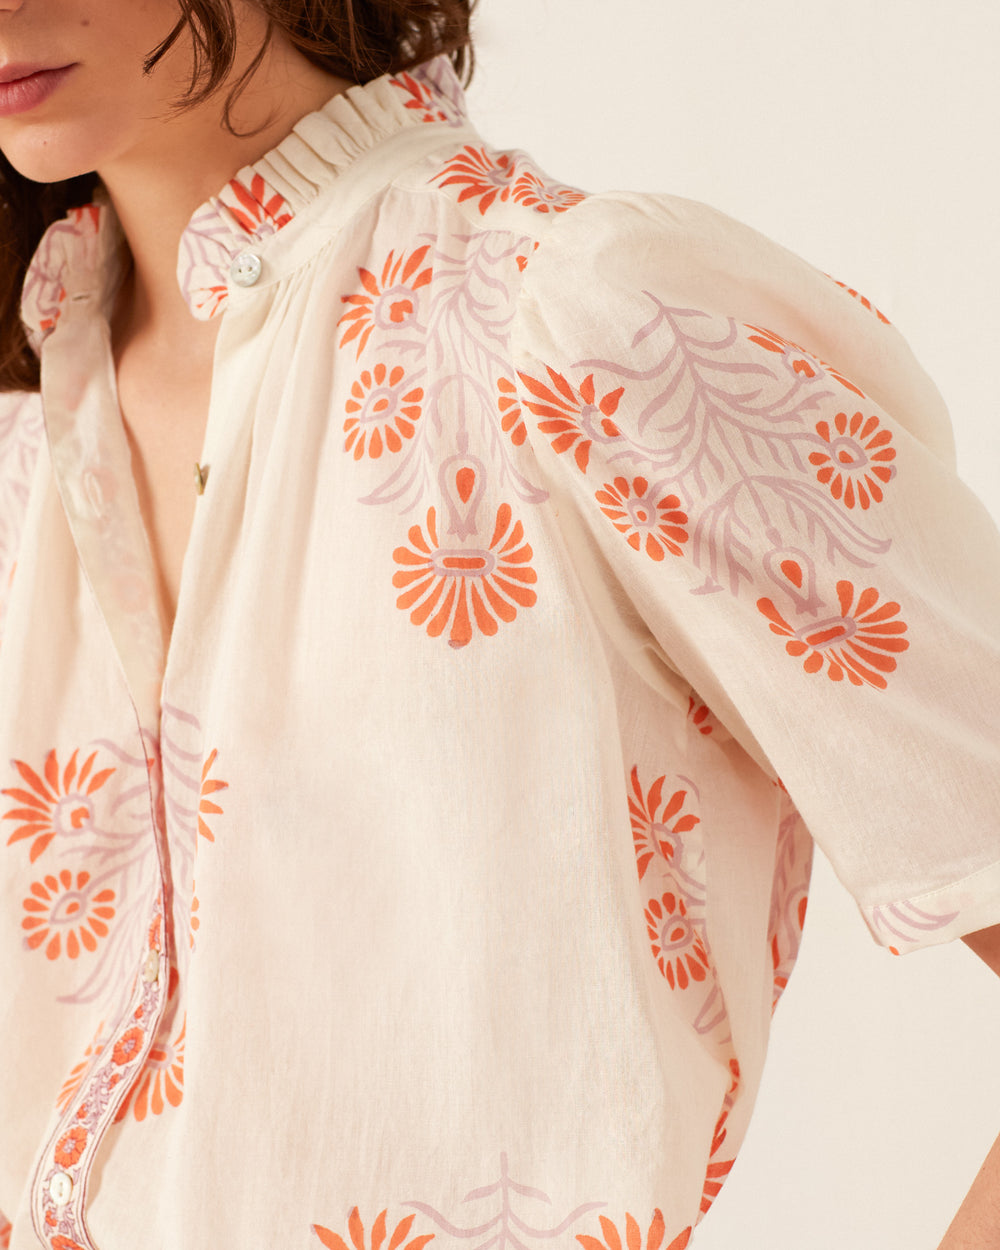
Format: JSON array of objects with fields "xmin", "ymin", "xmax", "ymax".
[{"xmin": 467, "ymin": 3, "xmax": 1000, "ymax": 1247}]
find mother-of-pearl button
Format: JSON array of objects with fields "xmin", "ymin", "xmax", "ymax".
[
  {"xmin": 142, "ymin": 949, "xmax": 161, "ymax": 983},
  {"xmin": 49, "ymin": 1171, "xmax": 73, "ymax": 1205},
  {"xmin": 230, "ymin": 251, "xmax": 263, "ymax": 288}
]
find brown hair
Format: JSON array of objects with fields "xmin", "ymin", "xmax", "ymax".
[{"xmin": 0, "ymin": 0, "xmax": 474, "ymax": 393}]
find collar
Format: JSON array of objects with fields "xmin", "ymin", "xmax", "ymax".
[{"xmin": 21, "ymin": 54, "xmax": 470, "ymax": 342}]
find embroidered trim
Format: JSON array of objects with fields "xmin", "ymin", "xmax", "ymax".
[
  {"xmin": 9, "ymin": 706, "xmax": 228, "ymax": 1243},
  {"xmin": 31, "ymin": 898, "xmax": 168, "ymax": 1250}
]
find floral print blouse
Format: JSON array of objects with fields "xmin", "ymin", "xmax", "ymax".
[{"xmin": 1, "ymin": 54, "xmax": 998, "ymax": 1250}]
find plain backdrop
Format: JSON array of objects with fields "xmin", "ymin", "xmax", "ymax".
[{"xmin": 464, "ymin": 3, "xmax": 1000, "ymax": 1248}]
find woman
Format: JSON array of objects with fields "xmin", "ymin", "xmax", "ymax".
[{"xmin": 0, "ymin": 3, "xmax": 997, "ymax": 1248}]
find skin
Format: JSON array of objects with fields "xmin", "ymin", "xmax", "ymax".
[
  {"xmin": 940, "ymin": 926, "xmax": 1000, "ymax": 1245},
  {"xmin": 1, "ymin": 2, "xmax": 999, "ymax": 1241},
  {"xmin": 0, "ymin": 0, "xmax": 352, "ymax": 316},
  {"xmin": 0, "ymin": 0, "xmax": 353, "ymax": 632}
]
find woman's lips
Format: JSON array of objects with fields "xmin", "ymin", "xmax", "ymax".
[{"xmin": 0, "ymin": 65, "xmax": 75, "ymax": 118}]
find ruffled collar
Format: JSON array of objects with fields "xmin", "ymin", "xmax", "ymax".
[{"xmin": 21, "ymin": 54, "xmax": 469, "ymax": 342}]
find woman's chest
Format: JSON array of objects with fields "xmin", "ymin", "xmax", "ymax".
[{"xmin": 113, "ymin": 338, "xmax": 214, "ymax": 641}]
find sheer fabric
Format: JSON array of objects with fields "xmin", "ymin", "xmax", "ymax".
[{"xmin": 0, "ymin": 54, "xmax": 998, "ymax": 1250}]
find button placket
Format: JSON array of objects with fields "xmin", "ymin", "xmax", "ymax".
[{"xmin": 30, "ymin": 895, "xmax": 169, "ymax": 1250}]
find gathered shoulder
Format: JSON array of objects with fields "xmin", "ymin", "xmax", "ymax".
[
  {"xmin": 509, "ymin": 189, "xmax": 1000, "ymax": 952},
  {"xmin": 516, "ymin": 188, "xmax": 953, "ymax": 462}
]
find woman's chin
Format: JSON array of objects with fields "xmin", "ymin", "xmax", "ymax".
[{"xmin": 1, "ymin": 131, "xmax": 101, "ymax": 185}]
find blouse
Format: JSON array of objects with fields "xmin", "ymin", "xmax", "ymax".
[{"xmin": 0, "ymin": 52, "xmax": 998, "ymax": 1250}]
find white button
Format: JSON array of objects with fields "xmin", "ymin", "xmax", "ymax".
[
  {"xmin": 49, "ymin": 1171, "xmax": 73, "ymax": 1205},
  {"xmin": 230, "ymin": 251, "xmax": 262, "ymax": 287},
  {"xmin": 142, "ymin": 949, "xmax": 160, "ymax": 983}
]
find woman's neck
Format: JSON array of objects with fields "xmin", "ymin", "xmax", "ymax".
[{"xmin": 101, "ymin": 23, "xmax": 353, "ymax": 347}]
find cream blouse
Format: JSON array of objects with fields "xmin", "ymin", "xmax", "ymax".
[{"xmin": 0, "ymin": 54, "xmax": 998, "ymax": 1250}]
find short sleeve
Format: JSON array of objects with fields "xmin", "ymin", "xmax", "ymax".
[{"xmin": 513, "ymin": 190, "xmax": 1000, "ymax": 954}]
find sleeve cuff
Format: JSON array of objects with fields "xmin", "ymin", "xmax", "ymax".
[{"xmin": 860, "ymin": 856, "xmax": 1000, "ymax": 954}]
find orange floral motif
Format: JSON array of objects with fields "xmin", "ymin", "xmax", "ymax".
[
  {"xmin": 497, "ymin": 377, "xmax": 527, "ymax": 446},
  {"xmin": 312, "ymin": 1208, "xmax": 434, "ymax": 1250},
  {"xmin": 687, "ymin": 695, "xmax": 714, "ymax": 737},
  {"xmin": 21, "ymin": 869, "xmax": 115, "ymax": 960},
  {"xmin": 111, "ymin": 1026, "xmax": 144, "ymax": 1067},
  {"xmin": 700, "ymin": 1159, "xmax": 735, "ymax": 1216},
  {"xmin": 30, "ymin": 205, "xmax": 100, "ymax": 337},
  {"xmin": 392, "ymin": 70, "xmax": 450, "ymax": 124},
  {"xmin": 644, "ymin": 891, "xmax": 710, "ymax": 989},
  {"xmin": 53, "ymin": 1126, "xmax": 88, "ymax": 1167},
  {"xmin": 198, "ymin": 748, "xmax": 228, "ymax": 842},
  {"xmin": 745, "ymin": 324, "xmax": 866, "ymax": 398},
  {"xmin": 577, "ymin": 1212, "xmax": 692, "ymax": 1250},
  {"xmin": 510, "ymin": 168, "xmax": 586, "ymax": 214},
  {"xmin": 37, "ymin": 286, "xmax": 67, "ymax": 336},
  {"xmin": 51, "ymin": 1237, "xmax": 87, "ymax": 1250},
  {"xmin": 223, "ymin": 172, "xmax": 293, "ymax": 235},
  {"xmin": 596, "ymin": 478, "xmax": 689, "ymax": 562},
  {"xmin": 771, "ymin": 894, "xmax": 808, "ymax": 1003},
  {"xmin": 432, "ymin": 145, "xmax": 518, "ymax": 214},
  {"xmin": 516, "ymin": 367, "xmax": 624, "ymax": 474},
  {"xmin": 0, "ymin": 1213, "xmax": 10, "ymax": 1250},
  {"xmin": 344, "ymin": 363, "xmax": 424, "ymax": 460},
  {"xmin": 709, "ymin": 1058, "xmax": 742, "ymax": 1157},
  {"xmin": 431, "ymin": 147, "xmax": 585, "ymax": 217},
  {"xmin": 338, "ymin": 246, "xmax": 433, "ymax": 358},
  {"xmin": 830, "ymin": 277, "xmax": 891, "ymax": 324},
  {"xmin": 628, "ymin": 767, "xmax": 700, "ymax": 881},
  {"xmin": 757, "ymin": 581, "xmax": 909, "ymax": 690},
  {"xmin": 809, "ymin": 410, "xmax": 896, "ymax": 510},
  {"xmin": 3, "ymin": 747, "xmax": 115, "ymax": 862},
  {"xmin": 515, "ymin": 242, "xmax": 540, "ymax": 272},
  {"xmin": 392, "ymin": 503, "xmax": 537, "ymax": 648},
  {"xmin": 115, "ymin": 1016, "xmax": 185, "ymax": 1123},
  {"xmin": 702, "ymin": 1058, "xmax": 740, "ymax": 1215}
]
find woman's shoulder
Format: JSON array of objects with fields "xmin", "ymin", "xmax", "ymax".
[
  {"xmin": 520, "ymin": 186, "xmax": 860, "ymax": 314},
  {"xmin": 516, "ymin": 188, "xmax": 953, "ymax": 461}
]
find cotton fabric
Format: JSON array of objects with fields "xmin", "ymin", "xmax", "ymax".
[{"xmin": 0, "ymin": 54, "xmax": 998, "ymax": 1250}]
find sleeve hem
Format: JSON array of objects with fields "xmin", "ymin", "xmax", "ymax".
[{"xmin": 859, "ymin": 856, "xmax": 1000, "ymax": 954}]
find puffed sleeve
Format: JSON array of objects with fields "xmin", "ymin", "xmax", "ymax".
[{"xmin": 512, "ymin": 190, "xmax": 1000, "ymax": 954}]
